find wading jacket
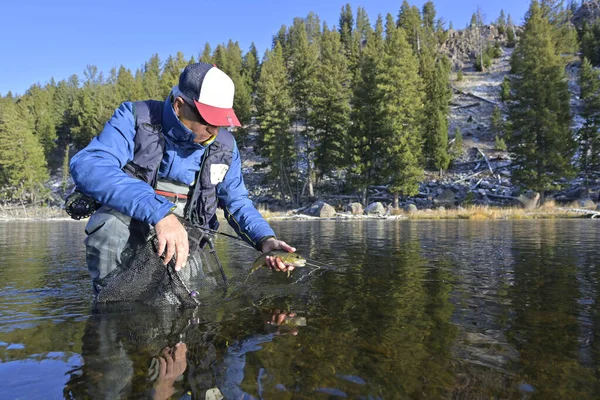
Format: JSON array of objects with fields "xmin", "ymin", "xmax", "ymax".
[{"xmin": 70, "ymin": 92, "xmax": 275, "ymax": 250}]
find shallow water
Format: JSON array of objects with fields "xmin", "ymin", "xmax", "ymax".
[{"xmin": 1, "ymin": 219, "xmax": 600, "ymax": 399}]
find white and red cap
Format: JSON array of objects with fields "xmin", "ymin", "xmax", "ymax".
[{"xmin": 178, "ymin": 63, "xmax": 241, "ymax": 127}]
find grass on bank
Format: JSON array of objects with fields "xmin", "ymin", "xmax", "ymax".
[{"xmin": 260, "ymin": 200, "xmax": 598, "ymax": 220}]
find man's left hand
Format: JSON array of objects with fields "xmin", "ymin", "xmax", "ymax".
[{"xmin": 261, "ymin": 238, "xmax": 296, "ymax": 273}]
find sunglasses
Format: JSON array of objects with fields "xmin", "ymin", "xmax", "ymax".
[{"xmin": 181, "ymin": 98, "xmax": 213, "ymax": 126}]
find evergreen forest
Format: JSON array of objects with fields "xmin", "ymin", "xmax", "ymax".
[{"xmin": 1, "ymin": 0, "xmax": 599, "ymax": 208}]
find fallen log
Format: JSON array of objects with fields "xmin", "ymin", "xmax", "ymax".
[{"xmin": 452, "ymin": 86, "xmax": 498, "ymax": 105}]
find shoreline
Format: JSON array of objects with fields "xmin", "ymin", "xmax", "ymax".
[{"xmin": 1, "ymin": 204, "xmax": 598, "ymax": 222}]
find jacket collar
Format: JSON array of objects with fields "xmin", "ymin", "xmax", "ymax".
[{"xmin": 162, "ymin": 91, "xmax": 205, "ymax": 148}]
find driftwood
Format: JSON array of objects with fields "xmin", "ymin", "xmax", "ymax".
[
  {"xmin": 488, "ymin": 194, "xmax": 519, "ymax": 202},
  {"xmin": 452, "ymin": 102, "xmax": 481, "ymax": 110},
  {"xmin": 476, "ymin": 148, "xmax": 494, "ymax": 175},
  {"xmin": 454, "ymin": 170, "xmax": 486, "ymax": 184},
  {"xmin": 452, "ymin": 86, "xmax": 497, "ymax": 106},
  {"xmin": 558, "ymin": 208, "xmax": 600, "ymax": 219}
]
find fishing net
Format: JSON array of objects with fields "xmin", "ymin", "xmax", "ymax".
[{"xmin": 95, "ymin": 219, "xmax": 226, "ymax": 308}]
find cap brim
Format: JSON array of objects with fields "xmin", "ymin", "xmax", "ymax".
[{"xmin": 194, "ymin": 100, "xmax": 241, "ymax": 127}]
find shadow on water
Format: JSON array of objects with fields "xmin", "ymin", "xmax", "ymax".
[{"xmin": 1, "ymin": 220, "xmax": 600, "ymax": 398}]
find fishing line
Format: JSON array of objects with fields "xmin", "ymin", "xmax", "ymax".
[{"xmin": 199, "ymin": 227, "xmax": 335, "ymax": 269}]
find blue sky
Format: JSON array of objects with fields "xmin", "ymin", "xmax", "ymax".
[{"xmin": 0, "ymin": 0, "xmax": 530, "ymax": 96}]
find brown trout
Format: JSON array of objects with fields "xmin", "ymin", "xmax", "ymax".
[{"xmin": 248, "ymin": 250, "xmax": 307, "ymax": 278}]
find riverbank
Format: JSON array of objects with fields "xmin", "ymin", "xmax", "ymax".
[
  {"xmin": 2, "ymin": 202, "xmax": 598, "ymax": 222},
  {"xmin": 259, "ymin": 202, "xmax": 600, "ymax": 221}
]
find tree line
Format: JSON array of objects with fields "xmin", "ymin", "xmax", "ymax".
[{"xmin": 0, "ymin": 0, "xmax": 599, "ymax": 207}]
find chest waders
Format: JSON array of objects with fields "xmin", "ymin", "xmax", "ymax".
[{"xmin": 86, "ymin": 100, "xmax": 233, "ymax": 307}]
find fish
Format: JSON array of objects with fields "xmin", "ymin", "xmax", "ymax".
[{"xmin": 247, "ymin": 250, "xmax": 307, "ymax": 279}]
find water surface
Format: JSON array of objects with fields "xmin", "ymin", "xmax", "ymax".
[{"xmin": 1, "ymin": 219, "xmax": 599, "ymax": 399}]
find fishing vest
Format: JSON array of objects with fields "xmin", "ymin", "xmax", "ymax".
[{"xmin": 122, "ymin": 100, "xmax": 235, "ymax": 229}]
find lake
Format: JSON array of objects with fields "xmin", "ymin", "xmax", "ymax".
[{"xmin": 0, "ymin": 219, "xmax": 599, "ymax": 399}]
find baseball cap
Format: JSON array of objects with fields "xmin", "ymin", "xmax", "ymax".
[{"xmin": 178, "ymin": 63, "xmax": 241, "ymax": 127}]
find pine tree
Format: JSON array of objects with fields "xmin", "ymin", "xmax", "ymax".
[
  {"xmin": 339, "ymin": 4, "xmax": 354, "ymax": 57},
  {"xmin": 491, "ymin": 106, "xmax": 503, "ymax": 135},
  {"xmin": 115, "ymin": 66, "xmax": 138, "ymax": 102},
  {"xmin": 507, "ymin": 26, "xmax": 517, "ymax": 48},
  {"xmin": 507, "ymin": 0, "xmax": 575, "ymax": 198},
  {"xmin": 498, "ymin": 9, "xmax": 507, "ymax": 34},
  {"xmin": 21, "ymin": 83, "xmax": 58, "ymax": 161},
  {"xmin": 0, "ymin": 98, "xmax": 49, "ymax": 202},
  {"xmin": 310, "ymin": 24, "xmax": 351, "ymax": 182},
  {"xmin": 379, "ymin": 17, "xmax": 424, "ymax": 207},
  {"xmin": 142, "ymin": 54, "xmax": 162, "ymax": 100},
  {"xmin": 348, "ymin": 15, "xmax": 385, "ymax": 204},
  {"xmin": 501, "ymin": 76, "xmax": 511, "ymax": 101},
  {"xmin": 200, "ymin": 43, "xmax": 212, "ymax": 64},
  {"xmin": 578, "ymin": 58, "xmax": 600, "ymax": 194},
  {"xmin": 452, "ymin": 127, "xmax": 464, "ymax": 158},
  {"xmin": 255, "ymin": 44, "xmax": 295, "ymax": 200},
  {"xmin": 287, "ymin": 18, "xmax": 319, "ymax": 197},
  {"xmin": 581, "ymin": 23, "xmax": 600, "ymax": 67},
  {"xmin": 418, "ymin": 3, "xmax": 451, "ymax": 172},
  {"xmin": 243, "ymin": 43, "xmax": 260, "ymax": 93},
  {"xmin": 160, "ymin": 52, "xmax": 187, "ymax": 98},
  {"xmin": 397, "ymin": 1, "xmax": 422, "ymax": 54},
  {"xmin": 539, "ymin": 0, "xmax": 578, "ymax": 56}
]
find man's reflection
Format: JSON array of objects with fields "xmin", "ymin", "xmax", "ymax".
[{"xmin": 64, "ymin": 302, "xmax": 305, "ymax": 399}]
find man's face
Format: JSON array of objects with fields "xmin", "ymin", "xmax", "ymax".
[{"xmin": 173, "ymin": 97, "xmax": 220, "ymax": 143}]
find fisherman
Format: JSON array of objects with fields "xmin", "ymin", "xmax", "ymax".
[{"xmin": 70, "ymin": 62, "xmax": 296, "ymax": 295}]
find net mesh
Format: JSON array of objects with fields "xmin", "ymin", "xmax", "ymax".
[{"xmin": 96, "ymin": 221, "xmax": 224, "ymax": 308}]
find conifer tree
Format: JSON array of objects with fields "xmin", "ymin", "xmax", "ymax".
[
  {"xmin": 255, "ymin": 44, "xmax": 295, "ymax": 200},
  {"xmin": 397, "ymin": 1, "xmax": 422, "ymax": 54},
  {"xmin": 115, "ymin": 66, "xmax": 138, "ymax": 102},
  {"xmin": 287, "ymin": 18, "xmax": 319, "ymax": 197},
  {"xmin": 418, "ymin": 3, "xmax": 451, "ymax": 172},
  {"xmin": 452, "ymin": 127, "xmax": 464, "ymax": 158},
  {"xmin": 0, "ymin": 98, "xmax": 49, "ymax": 202},
  {"xmin": 142, "ymin": 54, "xmax": 162, "ymax": 100},
  {"xmin": 348, "ymin": 15, "xmax": 385, "ymax": 204},
  {"xmin": 498, "ymin": 9, "xmax": 507, "ymax": 34},
  {"xmin": 501, "ymin": 77, "xmax": 511, "ymax": 101},
  {"xmin": 507, "ymin": 0, "xmax": 575, "ymax": 198},
  {"xmin": 491, "ymin": 106, "xmax": 503, "ymax": 135},
  {"xmin": 304, "ymin": 11, "xmax": 322, "ymax": 43},
  {"xmin": 22, "ymin": 83, "xmax": 58, "ymax": 160},
  {"xmin": 200, "ymin": 43, "xmax": 213, "ymax": 64},
  {"xmin": 160, "ymin": 52, "xmax": 188, "ymax": 98},
  {"xmin": 310, "ymin": 24, "xmax": 351, "ymax": 182},
  {"xmin": 581, "ymin": 23, "xmax": 600, "ymax": 66},
  {"xmin": 379, "ymin": 16, "xmax": 424, "ymax": 207},
  {"xmin": 578, "ymin": 58, "xmax": 600, "ymax": 194},
  {"xmin": 243, "ymin": 43, "xmax": 260, "ymax": 93},
  {"xmin": 339, "ymin": 4, "xmax": 354, "ymax": 57}
]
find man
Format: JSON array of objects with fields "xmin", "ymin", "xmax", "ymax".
[{"xmin": 70, "ymin": 62, "xmax": 295, "ymax": 295}]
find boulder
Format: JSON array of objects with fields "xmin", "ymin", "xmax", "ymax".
[
  {"xmin": 434, "ymin": 189, "xmax": 456, "ymax": 207},
  {"xmin": 350, "ymin": 202, "xmax": 363, "ymax": 215},
  {"xmin": 365, "ymin": 202, "xmax": 385, "ymax": 216},
  {"xmin": 303, "ymin": 201, "xmax": 337, "ymax": 218},
  {"xmin": 404, "ymin": 204, "xmax": 418, "ymax": 213}
]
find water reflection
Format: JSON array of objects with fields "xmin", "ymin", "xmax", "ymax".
[{"xmin": 1, "ymin": 220, "xmax": 600, "ymax": 398}]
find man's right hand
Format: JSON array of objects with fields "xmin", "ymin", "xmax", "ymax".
[{"xmin": 154, "ymin": 213, "xmax": 188, "ymax": 271}]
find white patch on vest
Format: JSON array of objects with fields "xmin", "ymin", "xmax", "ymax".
[{"xmin": 210, "ymin": 164, "xmax": 229, "ymax": 184}]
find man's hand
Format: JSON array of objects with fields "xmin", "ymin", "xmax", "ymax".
[
  {"xmin": 154, "ymin": 214, "xmax": 188, "ymax": 271},
  {"xmin": 261, "ymin": 238, "xmax": 296, "ymax": 273},
  {"xmin": 153, "ymin": 343, "xmax": 187, "ymax": 400}
]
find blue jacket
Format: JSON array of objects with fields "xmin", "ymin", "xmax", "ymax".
[{"xmin": 70, "ymin": 95, "xmax": 275, "ymax": 248}]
